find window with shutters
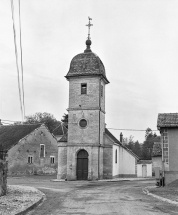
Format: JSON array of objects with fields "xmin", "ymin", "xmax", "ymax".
[
  {"xmin": 28, "ymin": 156, "xmax": 33, "ymax": 164},
  {"xmin": 40, "ymin": 144, "xmax": 45, "ymax": 158},
  {"xmin": 50, "ymin": 156, "xmax": 55, "ymax": 164},
  {"xmin": 81, "ymin": 83, "xmax": 87, "ymax": 94}
]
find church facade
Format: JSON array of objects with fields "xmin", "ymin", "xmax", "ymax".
[{"xmin": 57, "ymin": 21, "xmax": 138, "ymax": 180}]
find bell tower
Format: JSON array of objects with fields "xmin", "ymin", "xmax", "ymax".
[{"xmin": 59, "ymin": 18, "xmax": 109, "ymax": 180}]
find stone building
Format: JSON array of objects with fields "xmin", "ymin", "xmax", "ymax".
[
  {"xmin": 0, "ymin": 124, "xmax": 58, "ymax": 175},
  {"xmin": 157, "ymin": 113, "xmax": 178, "ymax": 185},
  {"xmin": 57, "ymin": 22, "xmax": 139, "ymax": 180},
  {"xmin": 52, "ymin": 122, "xmax": 68, "ymax": 141},
  {"xmin": 152, "ymin": 142, "xmax": 162, "ymax": 173}
]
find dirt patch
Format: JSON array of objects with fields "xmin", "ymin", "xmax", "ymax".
[{"xmin": 0, "ymin": 185, "xmax": 44, "ymax": 215}]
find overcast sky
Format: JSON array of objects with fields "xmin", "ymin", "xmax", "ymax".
[{"xmin": 1, "ymin": 0, "xmax": 178, "ymax": 142}]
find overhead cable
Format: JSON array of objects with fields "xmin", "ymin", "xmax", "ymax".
[
  {"xmin": 18, "ymin": 0, "xmax": 25, "ymax": 117},
  {"xmin": 107, "ymin": 128, "xmax": 159, "ymax": 132},
  {"xmin": 10, "ymin": 0, "xmax": 24, "ymax": 121}
]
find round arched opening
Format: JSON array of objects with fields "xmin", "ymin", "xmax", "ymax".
[{"xmin": 77, "ymin": 149, "xmax": 88, "ymax": 180}]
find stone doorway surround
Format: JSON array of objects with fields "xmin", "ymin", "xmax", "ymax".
[{"xmin": 76, "ymin": 149, "xmax": 88, "ymax": 180}]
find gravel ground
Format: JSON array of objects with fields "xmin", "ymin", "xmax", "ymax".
[
  {"xmin": 148, "ymin": 186, "xmax": 178, "ymax": 202},
  {"xmin": 0, "ymin": 185, "xmax": 45, "ymax": 215}
]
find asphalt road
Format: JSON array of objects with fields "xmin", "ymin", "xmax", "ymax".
[{"xmin": 8, "ymin": 176, "xmax": 178, "ymax": 215}]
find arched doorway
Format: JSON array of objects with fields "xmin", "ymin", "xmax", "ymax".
[{"xmin": 77, "ymin": 150, "xmax": 88, "ymax": 180}]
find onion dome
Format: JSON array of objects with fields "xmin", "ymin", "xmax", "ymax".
[{"xmin": 65, "ymin": 40, "xmax": 109, "ymax": 84}]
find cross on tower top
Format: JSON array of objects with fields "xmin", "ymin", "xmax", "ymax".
[{"xmin": 86, "ymin": 17, "xmax": 93, "ymax": 40}]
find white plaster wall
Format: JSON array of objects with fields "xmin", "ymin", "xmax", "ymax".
[
  {"xmin": 112, "ymin": 145, "xmax": 119, "ymax": 176},
  {"xmin": 137, "ymin": 164, "xmax": 143, "ymax": 177},
  {"xmin": 147, "ymin": 164, "xmax": 152, "ymax": 177},
  {"xmin": 119, "ymin": 147, "xmax": 136, "ymax": 175},
  {"xmin": 113, "ymin": 144, "xmax": 136, "ymax": 176},
  {"xmin": 137, "ymin": 164, "xmax": 152, "ymax": 177}
]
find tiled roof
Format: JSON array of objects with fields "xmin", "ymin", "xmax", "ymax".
[
  {"xmin": 152, "ymin": 142, "xmax": 162, "ymax": 157},
  {"xmin": 105, "ymin": 128, "xmax": 139, "ymax": 160},
  {"xmin": 105, "ymin": 128, "xmax": 121, "ymax": 145},
  {"xmin": 52, "ymin": 123, "xmax": 68, "ymax": 136},
  {"xmin": 58, "ymin": 133, "xmax": 68, "ymax": 142},
  {"xmin": 0, "ymin": 124, "xmax": 41, "ymax": 151},
  {"xmin": 66, "ymin": 52, "xmax": 109, "ymax": 84},
  {"xmin": 157, "ymin": 113, "xmax": 178, "ymax": 128},
  {"xmin": 137, "ymin": 160, "xmax": 152, "ymax": 164}
]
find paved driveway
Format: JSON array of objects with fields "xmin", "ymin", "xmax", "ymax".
[{"xmin": 8, "ymin": 176, "xmax": 178, "ymax": 215}]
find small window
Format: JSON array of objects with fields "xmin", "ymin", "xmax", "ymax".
[
  {"xmin": 50, "ymin": 156, "xmax": 55, "ymax": 164},
  {"xmin": 101, "ymin": 85, "xmax": 103, "ymax": 97},
  {"xmin": 81, "ymin": 83, "xmax": 87, "ymax": 94},
  {"xmin": 28, "ymin": 156, "xmax": 33, "ymax": 164},
  {"xmin": 115, "ymin": 149, "xmax": 117, "ymax": 163},
  {"xmin": 79, "ymin": 119, "xmax": 87, "ymax": 128},
  {"xmin": 40, "ymin": 144, "xmax": 45, "ymax": 158}
]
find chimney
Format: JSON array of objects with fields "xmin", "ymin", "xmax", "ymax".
[{"xmin": 120, "ymin": 132, "xmax": 123, "ymax": 143}]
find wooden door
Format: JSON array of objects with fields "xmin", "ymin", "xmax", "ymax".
[
  {"xmin": 142, "ymin": 165, "xmax": 147, "ymax": 177},
  {"xmin": 77, "ymin": 150, "xmax": 88, "ymax": 180}
]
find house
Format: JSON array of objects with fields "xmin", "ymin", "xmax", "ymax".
[
  {"xmin": 137, "ymin": 160, "xmax": 152, "ymax": 178},
  {"xmin": 52, "ymin": 122, "xmax": 68, "ymax": 141},
  {"xmin": 0, "ymin": 124, "xmax": 58, "ymax": 175},
  {"xmin": 57, "ymin": 20, "xmax": 139, "ymax": 180},
  {"xmin": 157, "ymin": 113, "xmax": 178, "ymax": 185},
  {"xmin": 152, "ymin": 142, "xmax": 162, "ymax": 174}
]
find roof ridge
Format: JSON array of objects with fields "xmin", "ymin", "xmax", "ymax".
[
  {"xmin": 52, "ymin": 122, "xmax": 62, "ymax": 132},
  {"xmin": 1, "ymin": 123, "xmax": 42, "ymax": 127}
]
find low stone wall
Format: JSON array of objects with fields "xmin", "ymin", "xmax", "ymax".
[
  {"xmin": 0, "ymin": 159, "xmax": 8, "ymax": 196},
  {"xmin": 7, "ymin": 164, "xmax": 57, "ymax": 176}
]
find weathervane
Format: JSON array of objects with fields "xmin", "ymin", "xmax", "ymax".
[{"xmin": 86, "ymin": 17, "xmax": 93, "ymax": 40}]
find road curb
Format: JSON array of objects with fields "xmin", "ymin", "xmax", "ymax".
[
  {"xmin": 99, "ymin": 177, "xmax": 154, "ymax": 182},
  {"xmin": 15, "ymin": 193, "xmax": 45, "ymax": 215},
  {"xmin": 143, "ymin": 186, "xmax": 178, "ymax": 205}
]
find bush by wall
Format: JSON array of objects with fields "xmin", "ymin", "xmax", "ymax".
[{"xmin": 0, "ymin": 159, "xmax": 8, "ymax": 196}]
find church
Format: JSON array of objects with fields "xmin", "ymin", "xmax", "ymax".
[{"xmin": 57, "ymin": 18, "xmax": 139, "ymax": 180}]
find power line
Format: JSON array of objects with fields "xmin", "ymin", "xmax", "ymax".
[
  {"xmin": 1, "ymin": 119, "xmax": 159, "ymax": 132},
  {"xmin": 18, "ymin": 0, "xmax": 25, "ymax": 118},
  {"xmin": 10, "ymin": 0, "xmax": 24, "ymax": 121},
  {"xmin": 107, "ymin": 128, "xmax": 159, "ymax": 132}
]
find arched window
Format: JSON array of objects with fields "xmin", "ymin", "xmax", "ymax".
[{"xmin": 115, "ymin": 149, "xmax": 117, "ymax": 163}]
